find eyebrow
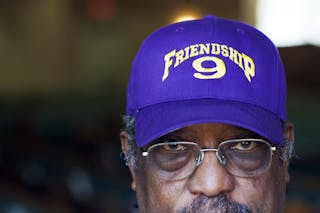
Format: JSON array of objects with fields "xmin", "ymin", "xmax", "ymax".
[
  {"xmin": 153, "ymin": 134, "xmax": 184, "ymax": 143},
  {"xmin": 147, "ymin": 127, "xmax": 265, "ymax": 148},
  {"xmin": 231, "ymin": 130, "xmax": 263, "ymax": 140}
]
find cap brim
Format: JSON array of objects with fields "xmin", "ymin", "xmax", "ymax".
[{"xmin": 135, "ymin": 99, "xmax": 283, "ymax": 147}]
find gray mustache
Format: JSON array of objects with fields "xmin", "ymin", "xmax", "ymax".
[{"xmin": 178, "ymin": 194, "xmax": 252, "ymax": 213}]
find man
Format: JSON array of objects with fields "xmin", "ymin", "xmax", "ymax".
[{"xmin": 120, "ymin": 15, "xmax": 295, "ymax": 213}]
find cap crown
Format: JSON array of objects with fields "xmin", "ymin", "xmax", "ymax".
[
  {"xmin": 126, "ymin": 16, "xmax": 287, "ymax": 146},
  {"xmin": 127, "ymin": 16, "xmax": 286, "ymax": 121}
]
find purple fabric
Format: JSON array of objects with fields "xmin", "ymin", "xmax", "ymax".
[
  {"xmin": 135, "ymin": 99, "xmax": 282, "ymax": 147},
  {"xmin": 127, "ymin": 15, "xmax": 286, "ymax": 147}
]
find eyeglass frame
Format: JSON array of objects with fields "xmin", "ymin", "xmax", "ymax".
[{"xmin": 141, "ymin": 138, "xmax": 277, "ymax": 178}]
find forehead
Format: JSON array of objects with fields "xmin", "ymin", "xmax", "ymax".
[{"xmin": 152, "ymin": 123, "xmax": 262, "ymax": 145}]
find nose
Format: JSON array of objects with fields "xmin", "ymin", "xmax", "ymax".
[{"xmin": 188, "ymin": 151, "xmax": 234, "ymax": 197}]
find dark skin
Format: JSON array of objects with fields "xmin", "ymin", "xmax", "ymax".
[{"xmin": 121, "ymin": 123, "xmax": 294, "ymax": 213}]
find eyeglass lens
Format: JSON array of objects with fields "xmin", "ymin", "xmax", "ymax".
[{"xmin": 145, "ymin": 140, "xmax": 273, "ymax": 180}]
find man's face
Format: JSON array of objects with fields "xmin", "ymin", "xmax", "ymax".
[{"xmin": 122, "ymin": 123, "xmax": 291, "ymax": 213}]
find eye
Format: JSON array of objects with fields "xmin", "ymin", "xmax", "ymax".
[
  {"xmin": 162, "ymin": 143, "xmax": 187, "ymax": 152},
  {"xmin": 232, "ymin": 141, "xmax": 257, "ymax": 151}
]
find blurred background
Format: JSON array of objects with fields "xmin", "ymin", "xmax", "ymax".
[{"xmin": 0, "ymin": 0, "xmax": 319, "ymax": 212}]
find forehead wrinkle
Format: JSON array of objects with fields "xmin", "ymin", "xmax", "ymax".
[{"xmin": 172, "ymin": 123, "xmax": 253, "ymax": 147}]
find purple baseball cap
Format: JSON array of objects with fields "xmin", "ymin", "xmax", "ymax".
[{"xmin": 126, "ymin": 15, "xmax": 287, "ymax": 147}]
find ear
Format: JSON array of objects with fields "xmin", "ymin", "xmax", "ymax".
[
  {"xmin": 283, "ymin": 122, "xmax": 295, "ymax": 144},
  {"xmin": 120, "ymin": 131, "xmax": 137, "ymax": 191},
  {"xmin": 282, "ymin": 122, "xmax": 295, "ymax": 183}
]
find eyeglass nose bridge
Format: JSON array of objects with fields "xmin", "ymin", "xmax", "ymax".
[{"xmin": 196, "ymin": 148, "xmax": 227, "ymax": 167}]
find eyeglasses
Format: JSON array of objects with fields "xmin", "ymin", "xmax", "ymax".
[{"xmin": 142, "ymin": 139, "xmax": 276, "ymax": 180}]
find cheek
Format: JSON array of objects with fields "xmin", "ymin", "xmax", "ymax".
[
  {"xmin": 231, "ymin": 164, "xmax": 287, "ymax": 212},
  {"xmin": 233, "ymin": 177, "xmax": 272, "ymax": 205},
  {"xmin": 135, "ymin": 169, "xmax": 190, "ymax": 212}
]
